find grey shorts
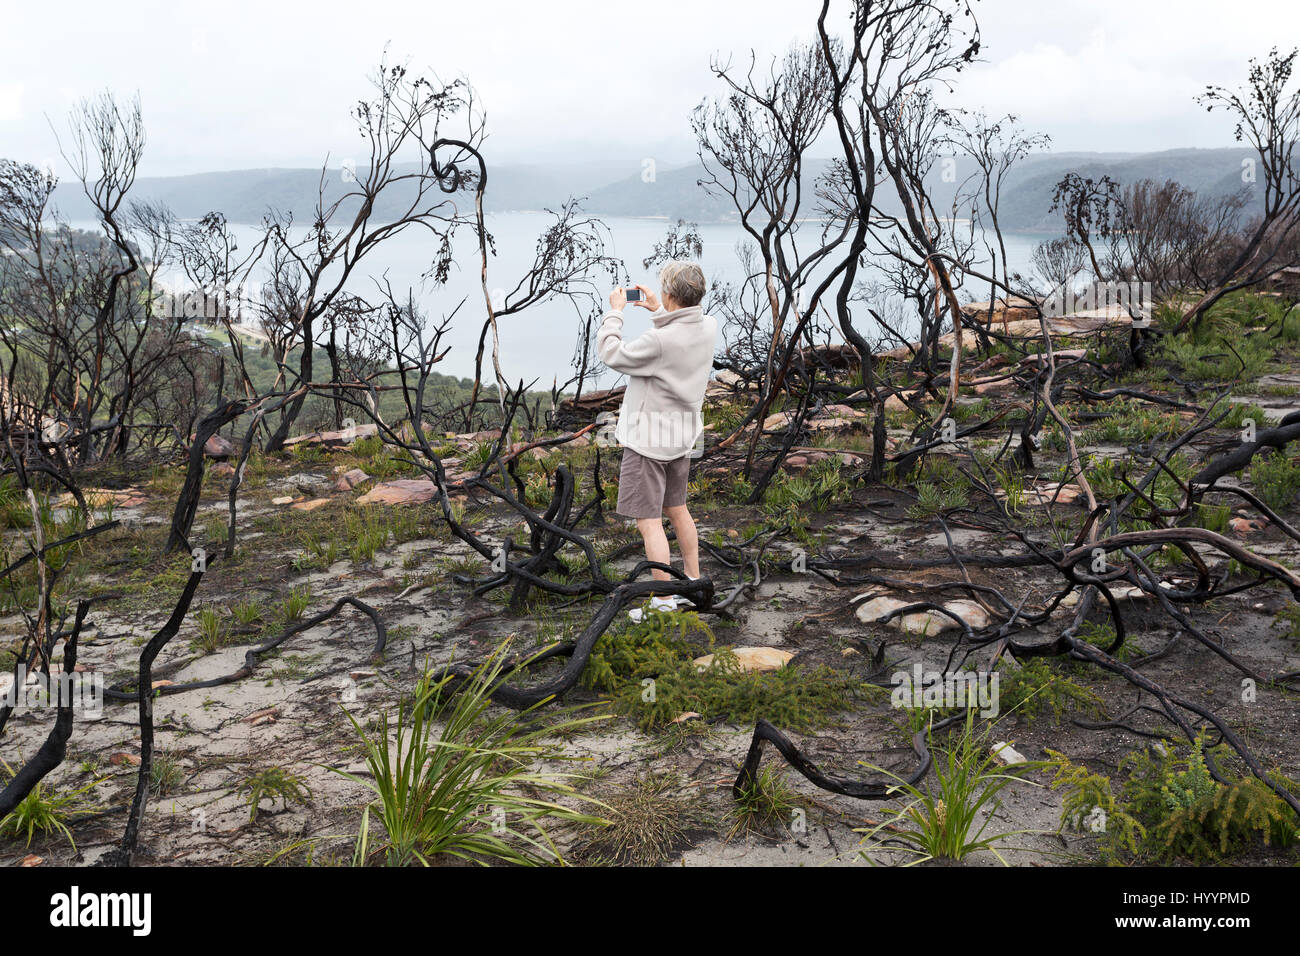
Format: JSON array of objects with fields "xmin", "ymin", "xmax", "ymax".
[{"xmin": 615, "ymin": 448, "xmax": 692, "ymax": 518}]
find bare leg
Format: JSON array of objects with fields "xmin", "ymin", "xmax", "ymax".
[
  {"xmin": 636, "ymin": 517, "xmax": 673, "ymax": 587},
  {"xmin": 663, "ymin": 504, "xmax": 699, "ymax": 578}
]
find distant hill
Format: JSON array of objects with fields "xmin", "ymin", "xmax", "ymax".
[
  {"xmin": 585, "ymin": 147, "xmax": 1265, "ymax": 232},
  {"xmin": 47, "ymin": 147, "xmax": 1265, "ymax": 234}
]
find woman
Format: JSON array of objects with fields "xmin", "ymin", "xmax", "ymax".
[{"xmin": 597, "ymin": 261, "xmax": 718, "ymax": 621}]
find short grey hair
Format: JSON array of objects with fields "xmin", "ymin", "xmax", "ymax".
[{"xmin": 659, "ymin": 261, "xmax": 706, "ymax": 308}]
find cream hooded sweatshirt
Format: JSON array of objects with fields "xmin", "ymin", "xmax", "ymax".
[{"xmin": 596, "ymin": 303, "xmax": 719, "ymax": 461}]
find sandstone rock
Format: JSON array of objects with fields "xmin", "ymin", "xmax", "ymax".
[
  {"xmin": 1017, "ymin": 347, "xmax": 1087, "ymax": 368},
  {"xmin": 271, "ymin": 495, "xmax": 295, "ymax": 506},
  {"xmin": 855, "ymin": 594, "xmax": 990, "ymax": 635},
  {"xmin": 19, "ymin": 854, "xmax": 43, "ymax": 867},
  {"xmin": 334, "ymin": 468, "xmax": 371, "ymax": 491},
  {"xmin": 693, "ymin": 646, "xmax": 794, "ymax": 673},
  {"xmin": 963, "ymin": 296, "xmax": 1040, "ymax": 325},
  {"xmin": 808, "ymin": 416, "xmax": 860, "ymax": 431},
  {"xmin": 819, "ymin": 403, "xmax": 867, "ymax": 419},
  {"xmin": 973, "ymin": 377, "xmax": 1015, "ymax": 395},
  {"xmin": 61, "ymin": 488, "xmax": 148, "ymax": 509},
  {"xmin": 204, "ymin": 434, "xmax": 237, "ymax": 458},
  {"xmin": 283, "ymin": 423, "xmax": 378, "ymax": 448},
  {"xmin": 1003, "ymin": 482, "xmax": 1084, "ymax": 508},
  {"xmin": 1107, "ymin": 582, "xmax": 1172, "ymax": 600},
  {"xmin": 990, "ymin": 741, "xmax": 1027, "ymax": 766},
  {"xmin": 109, "ymin": 752, "xmax": 141, "ymax": 767},
  {"xmin": 291, "ymin": 497, "xmax": 331, "ymax": 512},
  {"xmin": 449, "ymin": 429, "xmax": 500, "ymax": 449},
  {"xmin": 279, "ymin": 472, "xmax": 330, "ymax": 496},
  {"xmin": 356, "ymin": 478, "xmax": 438, "ymax": 506},
  {"xmin": 945, "ymin": 599, "xmax": 991, "ymax": 630},
  {"xmin": 971, "ymin": 354, "xmax": 1012, "ymax": 375},
  {"xmin": 884, "ymin": 389, "xmax": 922, "ymax": 413},
  {"xmin": 210, "ymin": 461, "xmax": 236, "ymax": 478},
  {"xmin": 1043, "ymin": 483, "xmax": 1084, "ymax": 506}
]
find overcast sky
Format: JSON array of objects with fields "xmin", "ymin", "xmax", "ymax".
[{"xmin": 3, "ymin": 0, "xmax": 1297, "ymax": 178}]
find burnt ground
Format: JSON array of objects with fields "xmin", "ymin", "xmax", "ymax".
[{"xmin": 4, "ymin": 335, "xmax": 1300, "ymax": 867}]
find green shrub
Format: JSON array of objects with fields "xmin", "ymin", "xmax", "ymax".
[
  {"xmin": 234, "ymin": 766, "xmax": 313, "ymax": 821},
  {"xmin": 1217, "ymin": 402, "xmax": 1270, "ymax": 430},
  {"xmin": 1047, "ymin": 736, "xmax": 1300, "ymax": 863},
  {"xmin": 907, "ymin": 480, "xmax": 969, "ymax": 519},
  {"xmin": 1251, "ymin": 450, "xmax": 1300, "ymax": 511},
  {"xmin": 581, "ymin": 609, "xmax": 713, "ymax": 694},
  {"xmin": 1000, "ymin": 659, "xmax": 1105, "ymax": 725}
]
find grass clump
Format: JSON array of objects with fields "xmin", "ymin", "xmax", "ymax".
[
  {"xmin": 192, "ymin": 605, "xmax": 229, "ymax": 654},
  {"xmin": 573, "ymin": 771, "xmax": 702, "ymax": 866},
  {"xmin": 857, "ymin": 711, "xmax": 1039, "ymax": 865},
  {"xmin": 730, "ymin": 765, "xmax": 802, "ymax": 838},
  {"xmin": 334, "ymin": 640, "xmax": 608, "ymax": 866},
  {"xmin": 906, "ymin": 480, "xmax": 969, "ymax": 519},
  {"xmin": 0, "ymin": 762, "xmax": 100, "ymax": 850},
  {"xmin": 1250, "ymin": 450, "xmax": 1300, "ymax": 511},
  {"xmin": 580, "ymin": 608, "xmax": 868, "ymax": 733},
  {"xmin": 581, "ymin": 608, "xmax": 714, "ymax": 693},
  {"xmin": 1081, "ymin": 399, "xmax": 1184, "ymax": 445},
  {"xmin": 641, "ymin": 647, "xmax": 861, "ymax": 732}
]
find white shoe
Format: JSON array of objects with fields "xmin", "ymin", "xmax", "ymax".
[{"xmin": 628, "ymin": 594, "xmax": 680, "ymax": 622}]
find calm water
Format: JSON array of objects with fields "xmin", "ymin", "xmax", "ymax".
[{"xmin": 75, "ymin": 214, "xmax": 1044, "ymax": 387}]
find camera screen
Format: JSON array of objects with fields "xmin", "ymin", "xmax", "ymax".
[{"xmin": 626, "ymin": 289, "xmax": 642, "ymax": 301}]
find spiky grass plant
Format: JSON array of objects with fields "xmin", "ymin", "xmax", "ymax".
[
  {"xmin": 573, "ymin": 771, "xmax": 701, "ymax": 866},
  {"xmin": 334, "ymin": 640, "xmax": 609, "ymax": 866},
  {"xmin": 856, "ymin": 710, "xmax": 1040, "ymax": 865},
  {"xmin": 729, "ymin": 764, "xmax": 801, "ymax": 838},
  {"xmin": 0, "ymin": 762, "xmax": 101, "ymax": 851}
]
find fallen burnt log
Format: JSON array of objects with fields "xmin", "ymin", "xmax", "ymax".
[
  {"xmin": 425, "ymin": 575, "xmax": 714, "ymax": 709},
  {"xmin": 733, "ymin": 719, "xmax": 935, "ymax": 801},
  {"xmin": 100, "ymin": 597, "xmax": 387, "ymax": 701},
  {"xmin": 748, "ymin": 415, "xmax": 1300, "ymax": 816},
  {"xmin": 551, "ymin": 385, "xmax": 625, "ymax": 430},
  {"xmin": 1191, "ymin": 411, "xmax": 1300, "ymax": 489}
]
